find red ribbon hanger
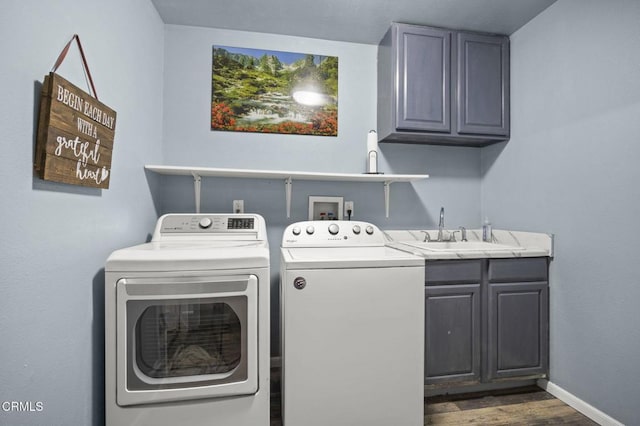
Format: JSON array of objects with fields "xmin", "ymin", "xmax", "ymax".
[{"xmin": 51, "ymin": 34, "xmax": 99, "ymax": 100}]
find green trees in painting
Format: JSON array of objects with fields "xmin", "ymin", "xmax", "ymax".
[{"xmin": 212, "ymin": 47, "xmax": 338, "ymax": 136}]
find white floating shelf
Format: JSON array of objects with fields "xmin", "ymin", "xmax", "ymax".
[{"xmin": 145, "ymin": 165, "xmax": 429, "ymax": 218}]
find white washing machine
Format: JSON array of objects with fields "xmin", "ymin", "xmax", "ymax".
[
  {"xmin": 280, "ymin": 220, "xmax": 425, "ymax": 426},
  {"xmin": 105, "ymin": 214, "xmax": 270, "ymax": 426}
]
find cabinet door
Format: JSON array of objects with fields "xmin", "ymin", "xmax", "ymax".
[
  {"xmin": 457, "ymin": 32, "xmax": 509, "ymax": 136},
  {"xmin": 425, "ymin": 284, "xmax": 481, "ymax": 385},
  {"xmin": 486, "ymin": 281, "xmax": 548, "ymax": 380},
  {"xmin": 396, "ymin": 25, "xmax": 451, "ymax": 132}
]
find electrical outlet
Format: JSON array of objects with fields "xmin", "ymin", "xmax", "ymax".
[
  {"xmin": 233, "ymin": 200, "xmax": 244, "ymax": 214},
  {"xmin": 345, "ymin": 201, "xmax": 354, "ymax": 219}
]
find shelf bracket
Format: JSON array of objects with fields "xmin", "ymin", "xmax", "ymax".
[
  {"xmin": 284, "ymin": 177, "xmax": 293, "ymax": 218},
  {"xmin": 384, "ymin": 181, "xmax": 392, "ymax": 218},
  {"xmin": 192, "ymin": 172, "xmax": 202, "ymax": 213}
]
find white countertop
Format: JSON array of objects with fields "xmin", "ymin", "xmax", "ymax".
[{"xmin": 384, "ymin": 229, "xmax": 553, "ymax": 260}]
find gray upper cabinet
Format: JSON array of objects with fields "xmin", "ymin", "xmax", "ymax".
[
  {"xmin": 396, "ymin": 26, "xmax": 451, "ymax": 132},
  {"xmin": 378, "ymin": 23, "xmax": 510, "ymax": 147},
  {"xmin": 457, "ymin": 32, "xmax": 510, "ymax": 136}
]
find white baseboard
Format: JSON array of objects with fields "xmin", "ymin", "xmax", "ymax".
[{"xmin": 537, "ymin": 379, "xmax": 624, "ymax": 426}]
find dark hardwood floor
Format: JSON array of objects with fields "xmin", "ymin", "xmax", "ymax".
[
  {"xmin": 271, "ymin": 381, "xmax": 598, "ymax": 425},
  {"xmin": 425, "ymin": 385, "xmax": 598, "ymax": 425}
]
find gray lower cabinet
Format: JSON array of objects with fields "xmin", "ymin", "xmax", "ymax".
[
  {"xmin": 486, "ymin": 258, "xmax": 549, "ymax": 381},
  {"xmin": 425, "ymin": 259, "xmax": 482, "ymax": 386},
  {"xmin": 425, "ymin": 258, "xmax": 549, "ymax": 388},
  {"xmin": 425, "ymin": 284, "xmax": 481, "ymax": 384},
  {"xmin": 377, "ymin": 23, "xmax": 510, "ymax": 147}
]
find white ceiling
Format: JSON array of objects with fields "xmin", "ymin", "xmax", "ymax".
[{"xmin": 150, "ymin": 0, "xmax": 557, "ymax": 44}]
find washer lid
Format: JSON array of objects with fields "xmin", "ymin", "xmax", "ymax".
[
  {"xmin": 106, "ymin": 241, "xmax": 269, "ymax": 272},
  {"xmin": 281, "ymin": 246, "xmax": 423, "ymax": 269}
]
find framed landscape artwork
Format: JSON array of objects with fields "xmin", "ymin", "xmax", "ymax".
[{"xmin": 212, "ymin": 46, "xmax": 338, "ymax": 136}]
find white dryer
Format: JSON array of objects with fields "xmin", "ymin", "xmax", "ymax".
[
  {"xmin": 280, "ymin": 221, "xmax": 425, "ymax": 426},
  {"xmin": 105, "ymin": 214, "xmax": 270, "ymax": 426}
]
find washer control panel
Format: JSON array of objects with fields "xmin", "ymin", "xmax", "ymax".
[{"xmin": 282, "ymin": 221, "xmax": 386, "ymax": 247}]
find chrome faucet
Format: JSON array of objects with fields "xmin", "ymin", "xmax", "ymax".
[
  {"xmin": 459, "ymin": 226, "xmax": 467, "ymax": 242},
  {"xmin": 437, "ymin": 207, "xmax": 445, "ymax": 241},
  {"xmin": 421, "ymin": 230, "xmax": 431, "ymax": 242}
]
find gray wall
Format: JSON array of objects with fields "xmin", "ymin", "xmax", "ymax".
[
  {"xmin": 159, "ymin": 25, "xmax": 483, "ymax": 354},
  {"xmin": 481, "ymin": 1, "xmax": 640, "ymax": 424},
  {"xmin": 0, "ymin": 1, "xmax": 164, "ymax": 425}
]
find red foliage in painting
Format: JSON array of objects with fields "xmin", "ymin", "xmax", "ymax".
[
  {"xmin": 211, "ymin": 102, "xmax": 236, "ymax": 129},
  {"xmin": 276, "ymin": 121, "xmax": 314, "ymax": 134},
  {"xmin": 311, "ymin": 110, "xmax": 337, "ymax": 135},
  {"xmin": 212, "ymin": 102, "xmax": 337, "ymax": 136}
]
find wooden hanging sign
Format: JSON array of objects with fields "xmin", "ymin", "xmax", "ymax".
[{"xmin": 34, "ymin": 36, "xmax": 116, "ymax": 189}]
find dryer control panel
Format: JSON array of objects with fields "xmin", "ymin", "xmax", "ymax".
[
  {"xmin": 153, "ymin": 214, "xmax": 267, "ymax": 240},
  {"xmin": 282, "ymin": 220, "xmax": 386, "ymax": 247}
]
